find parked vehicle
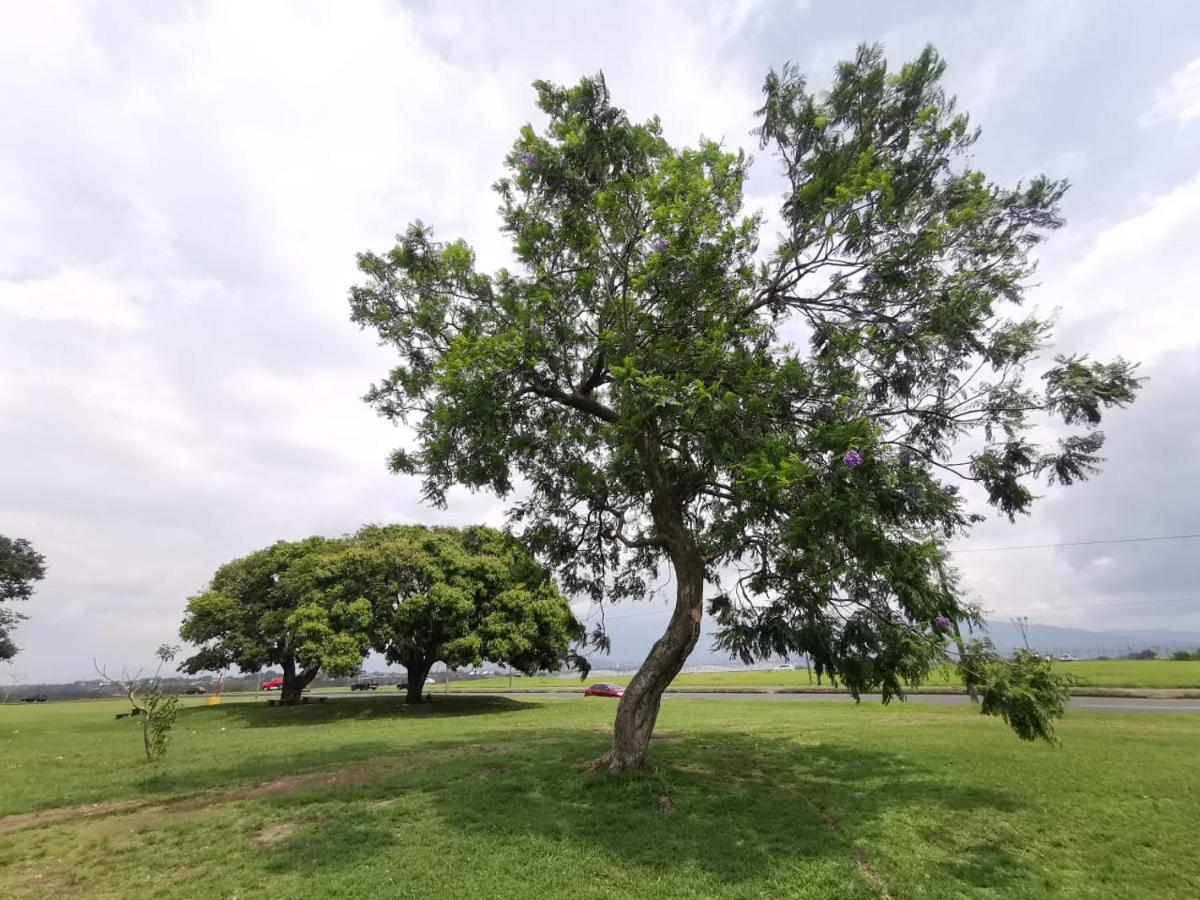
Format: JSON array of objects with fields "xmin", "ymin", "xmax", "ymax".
[
  {"xmin": 182, "ymin": 686, "xmax": 207, "ymax": 695},
  {"xmin": 350, "ymin": 680, "xmax": 379, "ymax": 691},
  {"xmin": 21, "ymin": 694, "xmax": 48, "ymax": 703},
  {"xmin": 260, "ymin": 676, "xmax": 284, "ymax": 691},
  {"xmin": 583, "ymin": 683, "xmax": 624, "ymax": 698},
  {"xmin": 1056, "ymin": 654, "xmax": 1078, "ymax": 662},
  {"xmin": 776, "ymin": 663, "xmax": 795, "ymax": 671}
]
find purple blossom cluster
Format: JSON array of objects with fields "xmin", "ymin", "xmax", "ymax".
[
  {"xmin": 518, "ymin": 151, "xmax": 538, "ymax": 167},
  {"xmin": 863, "ymin": 269, "xmax": 879, "ymax": 286},
  {"xmin": 843, "ymin": 449, "xmax": 864, "ymax": 468},
  {"xmin": 897, "ymin": 322, "xmax": 914, "ymax": 336},
  {"xmin": 652, "ymin": 237, "xmax": 670, "ymax": 253},
  {"xmin": 934, "ymin": 615, "xmax": 952, "ymax": 630}
]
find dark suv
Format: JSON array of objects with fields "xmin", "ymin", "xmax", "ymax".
[
  {"xmin": 350, "ymin": 680, "xmax": 379, "ymax": 691},
  {"xmin": 21, "ymin": 694, "xmax": 48, "ymax": 703}
]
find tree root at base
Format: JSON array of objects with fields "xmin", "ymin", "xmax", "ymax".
[{"xmin": 579, "ymin": 748, "xmax": 647, "ymax": 772}]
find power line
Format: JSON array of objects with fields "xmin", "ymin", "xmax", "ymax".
[
  {"xmin": 589, "ymin": 608, "xmax": 669, "ymax": 623},
  {"xmin": 950, "ymin": 532, "xmax": 1200, "ymax": 554},
  {"xmin": 575, "ymin": 532, "xmax": 1200, "ymax": 623},
  {"xmin": 988, "ymin": 596, "xmax": 1199, "ymax": 613},
  {"xmin": 593, "ymin": 595, "xmax": 1200, "ymax": 620}
]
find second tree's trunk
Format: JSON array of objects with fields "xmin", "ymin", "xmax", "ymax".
[
  {"xmin": 140, "ymin": 705, "xmax": 153, "ymax": 761},
  {"xmin": 404, "ymin": 661, "xmax": 431, "ymax": 704},
  {"xmin": 279, "ymin": 658, "xmax": 318, "ymax": 704},
  {"xmin": 588, "ymin": 545, "xmax": 705, "ymax": 771}
]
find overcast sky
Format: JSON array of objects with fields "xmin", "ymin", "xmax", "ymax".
[{"xmin": 3, "ymin": 0, "xmax": 1199, "ymax": 682}]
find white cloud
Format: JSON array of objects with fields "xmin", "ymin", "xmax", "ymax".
[
  {"xmin": 0, "ymin": 0, "xmax": 781, "ymax": 680},
  {"xmin": 1, "ymin": 0, "xmax": 1198, "ymax": 680},
  {"xmin": 1141, "ymin": 57, "xmax": 1200, "ymax": 128},
  {"xmin": 1048, "ymin": 168, "xmax": 1200, "ymax": 363},
  {"xmin": 864, "ymin": 0, "xmax": 1090, "ymax": 118},
  {"xmin": 946, "ymin": 164, "xmax": 1200, "ymax": 632},
  {"xmin": 0, "ymin": 270, "xmax": 144, "ymax": 328}
]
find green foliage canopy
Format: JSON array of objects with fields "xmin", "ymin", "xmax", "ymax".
[
  {"xmin": 180, "ymin": 536, "xmax": 372, "ymax": 695},
  {"xmin": 180, "ymin": 525, "xmax": 579, "ymax": 701},
  {"xmin": 0, "ymin": 534, "xmax": 46, "ymax": 661},
  {"xmin": 322, "ymin": 525, "xmax": 580, "ymax": 700}
]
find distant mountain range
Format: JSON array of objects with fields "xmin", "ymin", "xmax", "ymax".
[
  {"xmin": 960, "ymin": 620, "xmax": 1200, "ymax": 658},
  {"xmin": 580, "ymin": 606, "xmax": 1200, "ymax": 669}
]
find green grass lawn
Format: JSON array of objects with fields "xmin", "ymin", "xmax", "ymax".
[
  {"xmin": 2, "ymin": 695, "xmax": 1198, "ymax": 899},
  {"xmin": 1039, "ymin": 658, "xmax": 1200, "ymax": 687},
  {"xmin": 445, "ymin": 658, "xmax": 1200, "ymax": 692}
]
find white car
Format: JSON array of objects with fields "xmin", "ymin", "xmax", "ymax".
[
  {"xmin": 776, "ymin": 663, "xmax": 795, "ymax": 671},
  {"xmin": 1055, "ymin": 654, "xmax": 1078, "ymax": 662}
]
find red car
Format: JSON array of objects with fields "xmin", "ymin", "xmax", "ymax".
[
  {"xmin": 260, "ymin": 676, "xmax": 284, "ymax": 691},
  {"xmin": 583, "ymin": 683, "xmax": 624, "ymax": 698}
]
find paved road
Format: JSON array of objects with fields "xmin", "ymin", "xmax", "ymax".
[{"xmin": 450, "ymin": 690, "xmax": 1200, "ymax": 713}]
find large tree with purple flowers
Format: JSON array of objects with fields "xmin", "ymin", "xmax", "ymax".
[{"xmin": 348, "ymin": 45, "xmax": 1140, "ymax": 769}]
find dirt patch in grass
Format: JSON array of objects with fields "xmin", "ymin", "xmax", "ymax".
[
  {"xmin": 0, "ymin": 799, "xmax": 146, "ymax": 835},
  {"xmin": 802, "ymin": 797, "xmax": 895, "ymax": 900},
  {"xmin": 849, "ymin": 844, "xmax": 896, "ymax": 900},
  {"xmin": 869, "ymin": 713, "xmax": 946, "ymax": 725},
  {"xmin": 0, "ymin": 747, "xmax": 462, "ymax": 835},
  {"xmin": 14, "ymin": 866, "xmax": 74, "ymax": 900},
  {"xmin": 253, "ymin": 821, "xmax": 301, "ymax": 846}
]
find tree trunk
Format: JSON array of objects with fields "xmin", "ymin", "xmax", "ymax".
[
  {"xmin": 280, "ymin": 658, "xmax": 318, "ymax": 704},
  {"xmin": 138, "ymin": 698, "xmax": 153, "ymax": 761},
  {"xmin": 587, "ymin": 503, "xmax": 705, "ymax": 771},
  {"xmin": 404, "ymin": 661, "xmax": 430, "ymax": 704}
]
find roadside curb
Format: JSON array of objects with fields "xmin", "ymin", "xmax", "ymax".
[{"xmin": 443, "ymin": 686, "xmax": 1200, "ymax": 700}]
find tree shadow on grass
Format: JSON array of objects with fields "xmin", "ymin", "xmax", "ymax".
[
  {"xmin": 124, "ymin": 697, "xmax": 540, "ymax": 800},
  {"xmin": 940, "ymin": 840, "xmax": 1026, "ymax": 889},
  {"xmin": 183, "ymin": 693, "xmax": 537, "ymax": 728},
  {"xmin": 129, "ymin": 740, "xmax": 401, "ymax": 799},
  {"xmin": 252, "ymin": 726, "xmax": 1032, "ymax": 893}
]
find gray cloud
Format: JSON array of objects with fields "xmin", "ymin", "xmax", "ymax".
[
  {"xmin": 1048, "ymin": 350, "xmax": 1200, "ymax": 596},
  {"xmin": 2, "ymin": 0, "xmax": 1199, "ymax": 680}
]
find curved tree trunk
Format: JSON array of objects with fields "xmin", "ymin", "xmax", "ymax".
[
  {"xmin": 404, "ymin": 661, "xmax": 431, "ymax": 704},
  {"xmin": 588, "ymin": 493, "xmax": 705, "ymax": 771},
  {"xmin": 280, "ymin": 658, "xmax": 319, "ymax": 705}
]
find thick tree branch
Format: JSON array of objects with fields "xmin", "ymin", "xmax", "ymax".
[
  {"xmin": 528, "ymin": 383, "xmax": 620, "ymax": 423},
  {"xmin": 614, "ymin": 522, "xmax": 668, "ymax": 549}
]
